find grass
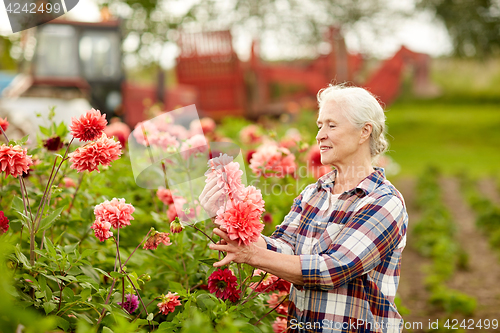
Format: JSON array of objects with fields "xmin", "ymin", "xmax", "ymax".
[{"xmin": 385, "ymin": 101, "xmax": 500, "ymax": 177}]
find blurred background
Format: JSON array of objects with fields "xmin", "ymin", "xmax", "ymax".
[{"xmin": 1, "ymin": 0, "xmax": 500, "ymax": 330}]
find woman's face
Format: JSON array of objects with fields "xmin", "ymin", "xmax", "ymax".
[{"xmin": 315, "ymin": 101, "xmax": 364, "ymax": 167}]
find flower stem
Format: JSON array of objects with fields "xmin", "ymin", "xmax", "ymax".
[
  {"xmin": 187, "ymin": 223, "xmax": 217, "ymax": 244},
  {"xmin": 253, "ymin": 295, "xmax": 288, "ymax": 326},
  {"xmin": 66, "ymin": 172, "xmax": 84, "ymax": 216},
  {"xmin": 120, "ymin": 229, "xmax": 153, "ymax": 270}
]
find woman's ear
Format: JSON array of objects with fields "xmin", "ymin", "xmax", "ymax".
[{"xmin": 360, "ymin": 123, "xmax": 372, "ymax": 144}]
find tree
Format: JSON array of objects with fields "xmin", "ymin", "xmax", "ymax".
[{"xmin": 418, "ymin": 0, "xmax": 500, "ymax": 58}]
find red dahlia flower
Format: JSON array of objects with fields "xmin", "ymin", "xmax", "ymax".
[
  {"xmin": 157, "ymin": 292, "xmax": 181, "ymax": 315},
  {"xmin": 118, "ymin": 294, "xmax": 139, "ymax": 314},
  {"xmin": 0, "ymin": 211, "xmax": 9, "ymax": 235},
  {"xmin": 0, "ymin": 117, "xmax": 9, "ymax": 132},
  {"xmin": 69, "ymin": 133, "xmax": 122, "ymax": 173},
  {"xmin": 0, "ymin": 144, "xmax": 33, "ymax": 178},
  {"xmin": 207, "ymin": 268, "xmax": 241, "ymax": 302},
  {"xmin": 94, "ymin": 198, "xmax": 135, "ymax": 229},
  {"xmin": 214, "ymin": 200, "xmax": 264, "ymax": 246},
  {"xmin": 157, "ymin": 187, "xmax": 174, "ymax": 205},
  {"xmin": 43, "ymin": 136, "xmax": 64, "ymax": 151},
  {"xmin": 272, "ymin": 317, "xmax": 288, "ymax": 333},
  {"xmin": 250, "ymin": 269, "xmax": 279, "ymax": 292},
  {"xmin": 70, "ymin": 108, "xmax": 107, "ymax": 141},
  {"xmin": 267, "ymin": 291, "xmax": 290, "ymax": 315}
]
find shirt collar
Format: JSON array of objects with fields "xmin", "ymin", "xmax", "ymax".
[{"xmin": 316, "ymin": 167, "xmax": 386, "ymax": 196}]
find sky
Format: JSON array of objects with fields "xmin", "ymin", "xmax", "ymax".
[{"xmin": 0, "ymin": 0, "xmax": 453, "ymax": 69}]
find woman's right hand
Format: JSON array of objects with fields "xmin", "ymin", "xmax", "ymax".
[{"xmin": 199, "ymin": 177, "xmax": 226, "ymax": 217}]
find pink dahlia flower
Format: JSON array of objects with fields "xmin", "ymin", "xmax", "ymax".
[
  {"xmin": 205, "ymin": 159, "xmax": 245, "ymax": 202},
  {"xmin": 62, "ymin": 177, "xmax": 76, "ymax": 188},
  {"xmin": 0, "ymin": 144, "xmax": 33, "ymax": 178},
  {"xmin": 0, "ymin": 211, "xmax": 9, "ymax": 235},
  {"xmin": 104, "ymin": 119, "xmax": 131, "ymax": 148},
  {"xmin": 272, "ymin": 317, "xmax": 288, "ymax": 333},
  {"xmin": 208, "ymin": 268, "xmax": 241, "ymax": 302},
  {"xmin": 267, "ymin": 291, "xmax": 290, "ymax": 315},
  {"xmin": 250, "ymin": 269, "xmax": 279, "ymax": 292},
  {"xmin": 69, "ymin": 133, "xmax": 122, "ymax": 173},
  {"xmin": 0, "ymin": 117, "xmax": 8, "ymax": 132},
  {"xmin": 180, "ymin": 134, "xmax": 208, "ymax": 159},
  {"xmin": 157, "ymin": 292, "xmax": 181, "ymax": 315},
  {"xmin": 118, "ymin": 293, "xmax": 139, "ymax": 314},
  {"xmin": 70, "ymin": 108, "xmax": 107, "ymax": 142},
  {"xmin": 157, "ymin": 188, "xmax": 174, "ymax": 205},
  {"xmin": 91, "ymin": 219, "xmax": 113, "ymax": 242},
  {"xmin": 189, "ymin": 117, "xmax": 216, "ymax": 136},
  {"xmin": 240, "ymin": 186, "xmax": 265, "ymax": 213},
  {"xmin": 133, "ymin": 121, "xmax": 159, "ymax": 146},
  {"xmin": 143, "ymin": 231, "xmax": 171, "ymax": 250},
  {"xmin": 250, "ymin": 143, "xmax": 296, "ymax": 178},
  {"xmin": 215, "ymin": 200, "xmax": 264, "ymax": 246},
  {"xmin": 240, "ymin": 124, "xmax": 262, "ymax": 145},
  {"xmin": 166, "ymin": 204, "xmax": 178, "ymax": 222},
  {"xmin": 94, "ymin": 198, "xmax": 135, "ymax": 229}
]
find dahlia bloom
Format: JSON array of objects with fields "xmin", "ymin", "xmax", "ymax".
[
  {"xmin": 118, "ymin": 294, "xmax": 139, "ymax": 314},
  {"xmin": 215, "ymin": 200, "xmax": 264, "ymax": 246},
  {"xmin": 143, "ymin": 231, "xmax": 171, "ymax": 250},
  {"xmin": 104, "ymin": 119, "xmax": 131, "ymax": 148},
  {"xmin": 180, "ymin": 134, "xmax": 208, "ymax": 159},
  {"xmin": 207, "ymin": 269, "xmax": 241, "ymax": 302},
  {"xmin": 90, "ymin": 219, "xmax": 113, "ymax": 242},
  {"xmin": 0, "ymin": 144, "xmax": 33, "ymax": 178},
  {"xmin": 250, "ymin": 143, "xmax": 296, "ymax": 178},
  {"xmin": 240, "ymin": 186, "xmax": 265, "ymax": 213},
  {"xmin": 205, "ymin": 157, "xmax": 245, "ymax": 202},
  {"xmin": 166, "ymin": 204, "xmax": 178, "ymax": 222},
  {"xmin": 157, "ymin": 188, "xmax": 174, "ymax": 205},
  {"xmin": 272, "ymin": 317, "xmax": 288, "ymax": 333},
  {"xmin": 306, "ymin": 145, "xmax": 331, "ymax": 179},
  {"xmin": 0, "ymin": 211, "xmax": 9, "ymax": 235},
  {"xmin": 189, "ymin": 117, "xmax": 216, "ymax": 136},
  {"xmin": 0, "ymin": 117, "xmax": 8, "ymax": 132},
  {"xmin": 94, "ymin": 198, "xmax": 135, "ymax": 229},
  {"xmin": 62, "ymin": 177, "xmax": 76, "ymax": 188},
  {"xmin": 267, "ymin": 291, "xmax": 290, "ymax": 315},
  {"xmin": 133, "ymin": 121, "xmax": 159, "ymax": 146},
  {"xmin": 69, "ymin": 134, "xmax": 122, "ymax": 173},
  {"xmin": 70, "ymin": 108, "xmax": 107, "ymax": 141},
  {"xmin": 250, "ymin": 269, "xmax": 279, "ymax": 292},
  {"xmin": 43, "ymin": 136, "xmax": 64, "ymax": 151},
  {"xmin": 170, "ymin": 218, "xmax": 183, "ymax": 234},
  {"xmin": 240, "ymin": 124, "xmax": 262, "ymax": 145},
  {"xmin": 263, "ymin": 212, "xmax": 273, "ymax": 224},
  {"xmin": 157, "ymin": 292, "xmax": 181, "ymax": 315},
  {"xmin": 275, "ymin": 279, "xmax": 292, "ymax": 293}
]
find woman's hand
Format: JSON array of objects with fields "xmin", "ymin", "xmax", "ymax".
[
  {"xmin": 199, "ymin": 178, "xmax": 225, "ymax": 217},
  {"xmin": 209, "ymin": 228, "xmax": 257, "ymax": 267}
]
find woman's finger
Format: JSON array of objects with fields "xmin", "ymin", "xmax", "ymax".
[
  {"xmin": 213, "ymin": 255, "xmax": 233, "ymax": 267},
  {"xmin": 209, "ymin": 243, "xmax": 227, "ymax": 252},
  {"xmin": 213, "ymin": 228, "xmax": 232, "ymax": 243}
]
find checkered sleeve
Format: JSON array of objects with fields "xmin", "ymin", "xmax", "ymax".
[
  {"xmin": 300, "ymin": 194, "xmax": 405, "ymax": 290},
  {"xmin": 261, "ymin": 189, "xmax": 307, "ymax": 255}
]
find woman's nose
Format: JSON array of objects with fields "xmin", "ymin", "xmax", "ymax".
[{"xmin": 316, "ymin": 127, "xmax": 327, "ymax": 141}]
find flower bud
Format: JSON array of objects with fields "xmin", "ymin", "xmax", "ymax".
[{"xmin": 170, "ymin": 217, "xmax": 184, "ymax": 234}]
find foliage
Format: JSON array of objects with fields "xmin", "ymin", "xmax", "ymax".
[{"xmin": 418, "ymin": 0, "xmax": 500, "ymax": 58}]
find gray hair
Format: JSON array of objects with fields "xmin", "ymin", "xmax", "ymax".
[{"xmin": 317, "ymin": 84, "xmax": 388, "ymax": 159}]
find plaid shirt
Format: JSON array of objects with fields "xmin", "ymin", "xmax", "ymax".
[{"xmin": 263, "ymin": 168, "xmax": 408, "ymax": 333}]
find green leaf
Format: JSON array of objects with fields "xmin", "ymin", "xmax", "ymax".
[
  {"xmin": 109, "ymin": 271, "xmax": 128, "ymax": 279},
  {"xmin": 43, "ymin": 301, "xmax": 57, "ymax": 315},
  {"xmin": 81, "ymin": 249, "xmax": 96, "ymax": 258},
  {"xmin": 102, "ymin": 327, "xmax": 114, "ymax": 333},
  {"xmin": 44, "ymin": 238, "xmax": 58, "ymax": 259},
  {"xmin": 38, "ymin": 207, "xmax": 64, "ymax": 232},
  {"xmin": 80, "ymin": 288, "xmax": 92, "ymax": 301},
  {"xmin": 39, "ymin": 126, "xmax": 51, "ymax": 137},
  {"xmin": 55, "ymin": 317, "xmax": 70, "ymax": 331},
  {"xmin": 11, "ymin": 196, "xmax": 25, "ymax": 215},
  {"xmin": 15, "ymin": 244, "xmax": 31, "ymax": 268},
  {"xmin": 198, "ymin": 258, "xmax": 218, "ymax": 266},
  {"xmin": 56, "ymin": 121, "xmax": 69, "ymax": 138}
]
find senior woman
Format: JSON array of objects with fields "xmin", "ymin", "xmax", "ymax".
[{"xmin": 201, "ymin": 84, "xmax": 408, "ymax": 333}]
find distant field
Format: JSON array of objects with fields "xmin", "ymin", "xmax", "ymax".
[{"xmin": 385, "ymin": 101, "xmax": 500, "ymax": 177}]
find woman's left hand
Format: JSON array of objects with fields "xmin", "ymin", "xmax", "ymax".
[{"xmin": 209, "ymin": 228, "xmax": 257, "ymax": 267}]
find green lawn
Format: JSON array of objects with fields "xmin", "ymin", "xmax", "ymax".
[{"xmin": 385, "ymin": 101, "xmax": 500, "ymax": 177}]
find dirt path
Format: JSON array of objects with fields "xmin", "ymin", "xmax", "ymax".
[
  {"xmin": 440, "ymin": 177, "xmax": 500, "ymax": 323},
  {"xmin": 394, "ymin": 178, "xmax": 436, "ymax": 330},
  {"xmin": 477, "ymin": 178, "xmax": 500, "ymax": 205}
]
